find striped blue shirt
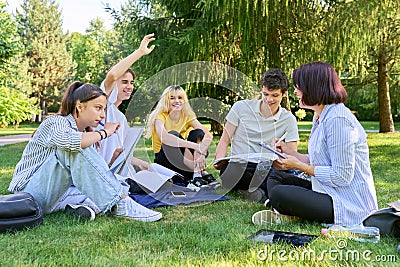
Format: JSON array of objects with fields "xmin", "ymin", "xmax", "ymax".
[
  {"xmin": 309, "ymin": 104, "xmax": 378, "ymax": 226},
  {"xmin": 8, "ymin": 114, "xmax": 82, "ymax": 192}
]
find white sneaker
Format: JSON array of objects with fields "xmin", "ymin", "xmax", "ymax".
[
  {"xmin": 65, "ymin": 204, "xmax": 96, "ymax": 221},
  {"xmin": 113, "ymin": 197, "xmax": 162, "ymax": 222},
  {"xmin": 252, "ymin": 210, "xmax": 299, "ymax": 225},
  {"xmin": 192, "ymin": 173, "xmax": 202, "ymax": 179}
]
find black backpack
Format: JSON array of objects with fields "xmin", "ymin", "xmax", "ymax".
[
  {"xmin": 0, "ymin": 192, "xmax": 43, "ymax": 233},
  {"xmin": 363, "ymin": 200, "xmax": 400, "ymax": 238}
]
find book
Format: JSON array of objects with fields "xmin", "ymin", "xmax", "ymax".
[
  {"xmin": 130, "ymin": 163, "xmax": 184, "ymax": 193},
  {"xmin": 258, "ymin": 143, "xmax": 287, "ymax": 159},
  {"xmin": 213, "ymin": 152, "xmax": 278, "ymax": 166},
  {"xmin": 109, "ymin": 127, "xmax": 144, "ymax": 175}
]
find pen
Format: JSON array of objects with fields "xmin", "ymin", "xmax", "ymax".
[
  {"xmin": 277, "ymin": 132, "xmax": 287, "ymax": 143},
  {"xmin": 98, "ymin": 121, "xmax": 104, "ymax": 126},
  {"xmin": 274, "ymin": 132, "xmax": 287, "ymax": 149}
]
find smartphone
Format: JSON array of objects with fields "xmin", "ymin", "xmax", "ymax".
[
  {"xmin": 171, "ymin": 191, "xmax": 187, "ymax": 198},
  {"xmin": 248, "ymin": 229, "xmax": 318, "ymax": 247},
  {"xmin": 259, "ymin": 143, "xmax": 287, "ymax": 159}
]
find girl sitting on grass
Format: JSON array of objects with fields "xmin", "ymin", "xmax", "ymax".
[
  {"xmin": 145, "ymin": 85, "xmax": 213, "ymax": 184},
  {"xmin": 8, "ymin": 82, "xmax": 162, "ymax": 222}
]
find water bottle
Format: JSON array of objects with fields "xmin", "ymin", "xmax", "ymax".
[{"xmin": 321, "ymin": 224, "xmax": 380, "ymax": 243}]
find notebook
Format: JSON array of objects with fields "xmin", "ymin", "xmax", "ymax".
[
  {"xmin": 130, "ymin": 163, "xmax": 184, "ymax": 193},
  {"xmin": 109, "ymin": 127, "xmax": 144, "ymax": 175}
]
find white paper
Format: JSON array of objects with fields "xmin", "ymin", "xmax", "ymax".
[
  {"xmin": 150, "ymin": 163, "xmax": 184, "ymax": 178},
  {"xmin": 130, "ymin": 170, "xmax": 170, "ymax": 193},
  {"xmin": 213, "ymin": 152, "xmax": 278, "ymax": 165},
  {"xmin": 127, "ymin": 163, "xmax": 184, "ymax": 193}
]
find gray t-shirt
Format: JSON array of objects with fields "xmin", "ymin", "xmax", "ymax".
[{"xmin": 226, "ymin": 99, "xmax": 299, "ymax": 157}]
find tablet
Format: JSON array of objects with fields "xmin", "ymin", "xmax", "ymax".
[
  {"xmin": 258, "ymin": 143, "xmax": 287, "ymax": 159},
  {"xmin": 248, "ymin": 229, "xmax": 318, "ymax": 247}
]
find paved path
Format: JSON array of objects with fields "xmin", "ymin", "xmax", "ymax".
[
  {"xmin": 0, "ymin": 134, "xmax": 32, "ymax": 146},
  {"xmin": 0, "ymin": 129, "xmax": 384, "ymax": 147}
]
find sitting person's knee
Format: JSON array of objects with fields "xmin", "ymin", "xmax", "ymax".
[
  {"xmin": 268, "ymin": 185, "xmax": 289, "ymax": 209},
  {"xmin": 187, "ymin": 129, "xmax": 205, "ymax": 143},
  {"xmin": 168, "ymin": 130, "xmax": 181, "ymax": 137}
]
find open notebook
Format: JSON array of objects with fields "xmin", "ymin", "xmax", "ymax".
[
  {"xmin": 130, "ymin": 163, "xmax": 184, "ymax": 193},
  {"xmin": 109, "ymin": 127, "xmax": 144, "ymax": 175},
  {"xmin": 213, "ymin": 152, "xmax": 278, "ymax": 165}
]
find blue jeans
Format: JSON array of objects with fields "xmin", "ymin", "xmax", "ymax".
[
  {"xmin": 50, "ymin": 186, "xmax": 102, "ymax": 214},
  {"xmin": 22, "ymin": 146, "xmax": 125, "ymax": 214}
]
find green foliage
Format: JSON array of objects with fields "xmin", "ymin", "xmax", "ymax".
[
  {"xmin": 0, "ymin": 0, "xmax": 22, "ymax": 65},
  {"xmin": 113, "ymin": 0, "xmax": 330, "ymax": 79},
  {"xmin": 325, "ymin": 0, "xmax": 400, "ymax": 131},
  {"xmin": 67, "ymin": 19, "xmax": 121, "ymax": 86},
  {"xmin": 0, "ymin": 87, "xmax": 38, "ymax": 128},
  {"xmin": 16, "ymin": 0, "xmax": 76, "ymax": 116},
  {"xmin": 110, "ymin": 0, "xmax": 400, "ymax": 127},
  {"xmin": 0, "ymin": 0, "xmax": 31, "ymax": 93},
  {"xmin": 110, "ymin": 0, "xmax": 335, "ymax": 124}
]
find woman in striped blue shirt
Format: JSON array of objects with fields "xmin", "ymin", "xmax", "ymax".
[
  {"xmin": 253, "ymin": 62, "xmax": 378, "ymax": 226},
  {"xmin": 8, "ymin": 82, "xmax": 162, "ymax": 222}
]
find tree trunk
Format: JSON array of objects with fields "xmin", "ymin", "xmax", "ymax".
[
  {"xmin": 211, "ymin": 120, "xmax": 224, "ymax": 136},
  {"xmin": 377, "ymin": 51, "xmax": 395, "ymax": 133}
]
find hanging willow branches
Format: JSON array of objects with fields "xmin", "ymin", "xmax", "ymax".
[
  {"xmin": 325, "ymin": 0, "xmax": 400, "ymax": 132},
  {"xmin": 111, "ymin": 0, "xmax": 400, "ymax": 131},
  {"xmin": 112, "ymin": 0, "xmax": 331, "ymax": 108}
]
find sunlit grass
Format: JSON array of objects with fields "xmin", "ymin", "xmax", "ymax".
[
  {"xmin": 1, "ymin": 131, "xmax": 399, "ymax": 266},
  {"xmin": 0, "ymin": 123, "xmax": 39, "ymax": 136}
]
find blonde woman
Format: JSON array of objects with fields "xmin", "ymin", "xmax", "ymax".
[{"xmin": 145, "ymin": 85, "xmax": 213, "ymax": 183}]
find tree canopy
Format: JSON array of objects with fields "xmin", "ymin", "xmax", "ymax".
[
  {"xmin": 2, "ymin": 0, "xmax": 399, "ymax": 132},
  {"xmin": 111, "ymin": 0, "xmax": 399, "ymax": 132},
  {"xmin": 16, "ymin": 0, "xmax": 75, "ymax": 118}
]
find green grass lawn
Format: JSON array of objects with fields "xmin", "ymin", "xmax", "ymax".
[
  {"xmin": 297, "ymin": 121, "xmax": 400, "ymax": 132},
  {"xmin": 0, "ymin": 123, "xmax": 39, "ymax": 136},
  {"xmin": 0, "ymin": 126, "xmax": 399, "ymax": 266}
]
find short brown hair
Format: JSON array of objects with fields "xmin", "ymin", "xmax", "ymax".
[
  {"xmin": 126, "ymin": 68, "xmax": 136, "ymax": 80},
  {"xmin": 292, "ymin": 62, "xmax": 348, "ymax": 106},
  {"xmin": 260, "ymin": 68, "xmax": 289, "ymax": 93}
]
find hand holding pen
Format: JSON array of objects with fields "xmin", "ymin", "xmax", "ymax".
[
  {"xmin": 98, "ymin": 121, "xmax": 120, "ymax": 138},
  {"xmin": 272, "ymin": 132, "xmax": 287, "ymax": 148}
]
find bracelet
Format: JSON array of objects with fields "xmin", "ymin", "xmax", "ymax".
[
  {"xmin": 304, "ymin": 164, "xmax": 311, "ymax": 175},
  {"xmin": 100, "ymin": 129, "xmax": 108, "ymax": 138},
  {"xmin": 95, "ymin": 130, "xmax": 103, "ymax": 140}
]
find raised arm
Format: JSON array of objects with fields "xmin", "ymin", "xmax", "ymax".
[{"xmin": 103, "ymin": 34, "xmax": 156, "ymax": 95}]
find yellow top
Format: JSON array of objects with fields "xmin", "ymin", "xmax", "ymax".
[{"xmin": 152, "ymin": 112, "xmax": 196, "ymax": 153}]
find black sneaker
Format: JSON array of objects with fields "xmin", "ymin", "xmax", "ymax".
[
  {"xmin": 201, "ymin": 173, "xmax": 217, "ymax": 183},
  {"xmin": 190, "ymin": 177, "xmax": 209, "ymax": 187},
  {"xmin": 65, "ymin": 204, "xmax": 96, "ymax": 220},
  {"xmin": 239, "ymin": 188, "xmax": 267, "ymax": 203}
]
